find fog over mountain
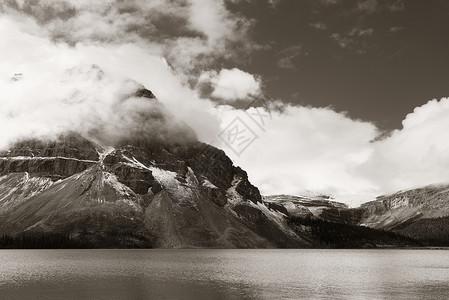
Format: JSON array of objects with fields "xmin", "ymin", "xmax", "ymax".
[{"xmin": 1, "ymin": 0, "xmax": 449, "ymax": 206}]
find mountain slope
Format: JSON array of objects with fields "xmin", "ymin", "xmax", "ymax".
[{"xmin": 356, "ymin": 185, "xmax": 449, "ymax": 245}]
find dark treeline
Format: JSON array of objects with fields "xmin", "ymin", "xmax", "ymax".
[
  {"xmin": 288, "ymin": 216, "xmax": 421, "ymax": 248},
  {"xmin": 0, "ymin": 233, "xmax": 94, "ymax": 249},
  {"xmin": 393, "ymin": 216, "xmax": 449, "ymax": 247}
]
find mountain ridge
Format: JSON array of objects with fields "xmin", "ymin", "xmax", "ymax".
[{"xmin": 266, "ymin": 184, "xmax": 449, "ymax": 247}]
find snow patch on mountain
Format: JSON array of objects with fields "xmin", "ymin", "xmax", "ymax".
[
  {"xmin": 226, "ymin": 175, "xmax": 244, "ymax": 206},
  {"xmin": 202, "ymin": 179, "xmax": 218, "ymax": 189},
  {"xmin": 102, "ymin": 171, "xmax": 135, "ymax": 199},
  {"xmin": 20, "ymin": 174, "xmax": 53, "ymax": 198},
  {"xmin": 186, "ymin": 167, "xmax": 199, "ymax": 187},
  {"xmin": 98, "ymin": 147, "xmax": 115, "ymax": 163},
  {"xmin": 0, "ymin": 173, "xmax": 54, "ymax": 210},
  {"xmin": 121, "ymin": 153, "xmax": 180, "ymax": 188},
  {"xmin": 121, "ymin": 154, "xmax": 152, "ymax": 170},
  {"xmin": 149, "ymin": 167, "xmax": 179, "ymax": 188}
]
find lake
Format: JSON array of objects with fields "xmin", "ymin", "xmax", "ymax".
[{"xmin": 0, "ymin": 249, "xmax": 448, "ymax": 299}]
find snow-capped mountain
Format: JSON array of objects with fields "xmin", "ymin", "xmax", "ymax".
[{"xmin": 0, "ymin": 88, "xmax": 308, "ymax": 248}]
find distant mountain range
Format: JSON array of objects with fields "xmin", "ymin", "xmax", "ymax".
[
  {"xmin": 356, "ymin": 185, "xmax": 449, "ymax": 245},
  {"xmin": 0, "ymin": 88, "xmax": 447, "ymax": 249},
  {"xmin": 265, "ymin": 185, "xmax": 449, "ymax": 247}
]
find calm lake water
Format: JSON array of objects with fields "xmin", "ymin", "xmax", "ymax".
[{"xmin": 0, "ymin": 249, "xmax": 448, "ymax": 299}]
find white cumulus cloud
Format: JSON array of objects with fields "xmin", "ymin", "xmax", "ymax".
[
  {"xmin": 214, "ymin": 104, "xmax": 379, "ymax": 206},
  {"xmin": 358, "ymin": 97, "xmax": 449, "ymax": 194},
  {"xmin": 199, "ymin": 68, "xmax": 262, "ymax": 102}
]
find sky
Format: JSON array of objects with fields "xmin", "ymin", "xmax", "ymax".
[
  {"xmin": 228, "ymin": 0, "xmax": 449, "ymax": 130},
  {"xmin": 1, "ymin": 0, "xmax": 449, "ymax": 206}
]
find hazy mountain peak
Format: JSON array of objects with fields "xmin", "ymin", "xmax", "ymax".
[{"xmin": 62, "ymin": 64, "xmax": 105, "ymax": 82}]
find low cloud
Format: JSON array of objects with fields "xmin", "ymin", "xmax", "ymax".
[
  {"xmin": 198, "ymin": 68, "xmax": 262, "ymax": 102},
  {"xmin": 0, "ymin": 16, "xmax": 212, "ymax": 147}
]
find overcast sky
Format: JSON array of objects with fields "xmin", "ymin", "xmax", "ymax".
[{"xmin": 1, "ymin": 0, "xmax": 449, "ymax": 206}]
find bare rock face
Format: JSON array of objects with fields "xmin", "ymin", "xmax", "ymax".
[
  {"xmin": 201, "ymin": 184, "xmax": 227, "ymax": 207},
  {"xmin": 0, "ymin": 158, "xmax": 95, "ymax": 181},
  {"xmin": 109, "ymin": 163, "xmax": 159, "ymax": 195},
  {"xmin": 234, "ymin": 167, "xmax": 262, "ymax": 204},
  {"xmin": 264, "ymin": 202, "xmax": 289, "ymax": 216},
  {"xmin": 0, "ymin": 133, "xmax": 99, "ymax": 180},
  {"xmin": 2, "ymin": 133, "xmax": 99, "ymax": 160},
  {"xmin": 102, "ymin": 150, "xmax": 163, "ymax": 195}
]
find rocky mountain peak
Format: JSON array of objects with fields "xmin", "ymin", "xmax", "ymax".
[
  {"xmin": 0, "ymin": 124, "xmax": 304, "ymax": 248},
  {"xmin": 134, "ymin": 88, "xmax": 156, "ymax": 99},
  {"xmin": 0, "ymin": 84, "xmax": 311, "ymax": 248}
]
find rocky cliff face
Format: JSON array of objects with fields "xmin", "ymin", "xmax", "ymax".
[
  {"xmin": 357, "ymin": 185, "xmax": 449, "ymax": 228},
  {"xmin": 0, "ymin": 90, "xmax": 309, "ymax": 248},
  {"xmin": 0, "ymin": 133, "xmax": 98, "ymax": 180},
  {"xmin": 352, "ymin": 185, "xmax": 449, "ymax": 244}
]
